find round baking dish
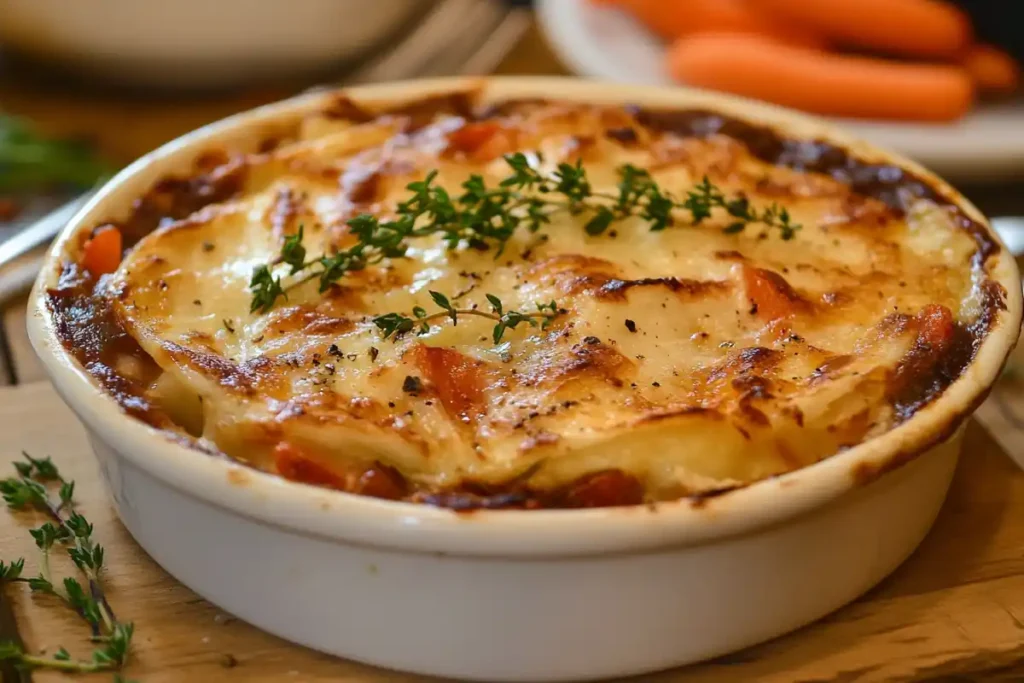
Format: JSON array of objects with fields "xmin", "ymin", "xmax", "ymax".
[{"xmin": 27, "ymin": 77, "xmax": 1022, "ymax": 682}]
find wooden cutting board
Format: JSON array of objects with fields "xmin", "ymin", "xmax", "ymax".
[{"xmin": 4, "ymin": 382, "xmax": 1024, "ymax": 683}]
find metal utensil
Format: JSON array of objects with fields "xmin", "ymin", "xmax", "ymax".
[
  {"xmin": 0, "ymin": 193, "xmax": 93, "ymax": 274},
  {"xmin": 345, "ymin": 0, "xmax": 528, "ymax": 84}
]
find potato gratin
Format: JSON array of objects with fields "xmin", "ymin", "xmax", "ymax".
[{"xmin": 47, "ymin": 91, "xmax": 1006, "ymax": 509}]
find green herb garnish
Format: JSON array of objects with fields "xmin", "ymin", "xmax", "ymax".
[
  {"xmin": 373, "ymin": 291, "xmax": 560, "ymax": 344},
  {"xmin": 0, "ymin": 114, "xmax": 110, "ymax": 192},
  {"xmin": 249, "ymin": 154, "xmax": 800, "ymax": 316},
  {"xmin": 0, "ymin": 453, "xmax": 134, "ymax": 676}
]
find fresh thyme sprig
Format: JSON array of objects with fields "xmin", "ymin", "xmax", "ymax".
[
  {"xmin": 0, "ymin": 453, "xmax": 134, "ymax": 676},
  {"xmin": 374, "ymin": 291, "xmax": 560, "ymax": 344},
  {"xmin": 249, "ymin": 154, "xmax": 801, "ymax": 314}
]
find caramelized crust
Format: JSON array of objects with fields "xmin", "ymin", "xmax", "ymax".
[{"xmin": 47, "ymin": 88, "xmax": 1006, "ymax": 508}]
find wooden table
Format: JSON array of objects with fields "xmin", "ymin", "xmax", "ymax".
[{"xmin": 4, "ymin": 20, "xmax": 1024, "ymax": 683}]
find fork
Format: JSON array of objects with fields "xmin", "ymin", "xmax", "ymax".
[{"xmin": 345, "ymin": 0, "xmax": 530, "ymax": 84}]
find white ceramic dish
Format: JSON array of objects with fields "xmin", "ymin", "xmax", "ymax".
[
  {"xmin": 0, "ymin": 0, "xmax": 422, "ymax": 88},
  {"xmin": 536, "ymin": 0, "xmax": 1024, "ymax": 181},
  {"xmin": 27, "ymin": 77, "xmax": 1022, "ymax": 682}
]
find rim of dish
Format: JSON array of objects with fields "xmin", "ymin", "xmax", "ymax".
[{"xmin": 27, "ymin": 76, "xmax": 1023, "ymax": 557}]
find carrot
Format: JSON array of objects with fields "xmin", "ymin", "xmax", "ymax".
[
  {"xmin": 447, "ymin": 121, "xmax": 515, "ymax": 161},
  {"xmin": 564, "ymin": 470, "xmax": 644, "ymax": 508},
  {"xmin": 742, "ymin": 265, "xmax": 810, "ymax": 322},
  {"xmin": 410, "ymin": 344, "xmax": 487, "ymax": 421},
  {"xmin": 613, "ymin": 0, "xmax": 824, "ymax": 48},
  {"xmin": 746, "ymin": 0, "xmax": 971, "ymax": 58},
  {"xmin": 965, "ymin": 44, "xmax": 1020, "ymax": 96},
  {"xmin": 81, "ymin": 224, "xmax": 123, "ymax": 276},
  {"xmin": 667, "ymin": 34, "xmax": 974, "ymax": 122},
  {"xmin": 274, "ymin": 442, "xmax": 348, "ymax": 490}
]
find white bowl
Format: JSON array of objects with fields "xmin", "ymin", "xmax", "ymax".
[
  {"xmin": 0, "ymin": 0, "xmax": 422, "ymax": 88},
  {"xmin": 27, "ymin": 77, "xmax": 1022, "ymax": 682}
]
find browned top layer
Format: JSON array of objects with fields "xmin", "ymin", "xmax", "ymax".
[{"xmin": 46, "ymin": 87, "xmax": 1007, "ymax": 509}]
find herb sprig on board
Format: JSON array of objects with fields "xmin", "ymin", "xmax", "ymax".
[
  {"xmin": 0, "ymin": 453, "xmax": 134, "ymax": 677},
  {"xmin": 373, "ymin": 291, "xmax": 561, "ymax": 344},
  {"xmin": 249, "ymin": 154, "xmax": 801, "ymax": 315}
]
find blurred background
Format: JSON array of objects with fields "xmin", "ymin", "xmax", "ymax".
[{"xmin": 0, "ymin": 0, "xmax": 1021, "ymax": 385}]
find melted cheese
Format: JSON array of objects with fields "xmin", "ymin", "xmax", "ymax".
[{"xmin": 106, "ymin": 100, "xmax": 983, "ymax": 500}]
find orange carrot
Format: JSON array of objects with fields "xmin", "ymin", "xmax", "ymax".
[
  {"xmin": 667, "ymin": 34, "xmax": 974, "ymax": 122},
  {"xmin": 274, "ymin": 442, "xmax": 348, "ymax": 490},
  {"xmin": 965, "ymin": 44, "xmax": 1020, "ymax": 96},
  {"xmin": 447, "ymin": 121, "xmax": 515, "ymax": 161},
  {"xmin": 746, "ymin": 0, "xmax": 971, "ymax": 58},
  {"xmin": 81, "ymin": 224, "xmax": 123, "ymax": 276},
  {"xmin": 743, "ymin": 265, "xmax": 810, "ymax": 322},
  {"xmin": 615, "ymin": 0, "xmax": 824, "ymax": 48}
]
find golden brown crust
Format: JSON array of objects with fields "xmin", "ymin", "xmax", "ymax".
[{"xmin": 46, "ymin": 89, "xmax": 1006, "ymax": 509}]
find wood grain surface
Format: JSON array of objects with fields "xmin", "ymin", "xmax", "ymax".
[
  {"xmin": 3, "ymin": 382, "xmax": 1024, "ymax": 683},
  {"xmin": 4, "ymin": 18, "xmax": 1024, "ymax": 683}
]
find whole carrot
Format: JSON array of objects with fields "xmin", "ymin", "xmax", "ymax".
[
  {"xmin": 613, "ymin": 0, "xmax": 824, "ymax": 48},
  {"xmin": 746, "ymin": 0, "xmax": 971, "ymax": 58},
  {"xmin": 667, "ymin": 33, "xmax": 975, "ymax": 122},
  {"xmin": 964, "ymin": 44, "xmax": 1020, "ymax": 96}
]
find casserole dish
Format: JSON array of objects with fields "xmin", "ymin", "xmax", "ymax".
[{"xmin": 27, "ymin": 77, "xmax": 1022, "ymax": 681}]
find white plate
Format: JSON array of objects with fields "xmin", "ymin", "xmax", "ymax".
[{"xmin": 537, "ymin": 0, "xmax": 1024, "ymax": 181}]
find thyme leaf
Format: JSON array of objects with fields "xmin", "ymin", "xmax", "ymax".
[{"xmin": 250, "ymin": 155, "xmax": 800, "ymax": 314}]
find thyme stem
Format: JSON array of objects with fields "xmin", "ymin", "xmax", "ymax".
[{"xmin": 250, "ymin": 155, "xmax": 801, "ymax": 314}]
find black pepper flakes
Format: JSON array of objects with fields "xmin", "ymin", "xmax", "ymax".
[
  {"xmin": 192, "ymin": 299, "xmax": 202, "ymax": 306},
  {"xmin": 652, "ymin": 381, "xmax": 661, "ymax": 387},
  {"xmin": 749, "ymin": 302, "xmax": 759, "ymax": 315},
  {"xmin": 328, "ymin": 344, "xmax": 343, "ymax": 357},
  {"xmin": 624, "ymin": 319, "xmax": 637, "ymax": 333},
  {"xmin": 202, "ymin": 241, "xmax": 216, "ymax": 252},
  {"xmin": 388, "ymin": 401, "xmax": 396, "ymax": 408},
  {"xmin": 402, "ymin": 376, "xmax": 423, "ymax": 394},
  {"xmin": 583, "ymin": 336, "xmax": 601, "ymax": 345},
  {"xmin": 222, "ymin": 319, "xmax": 235, "ymax": 333},
  {"xmin": 220, "ymin": 654, "xmax": 238, "ymax": 669},
  {"xmin": 369, "ymin": 347, "xmax": 379, "ymax": 362}
]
